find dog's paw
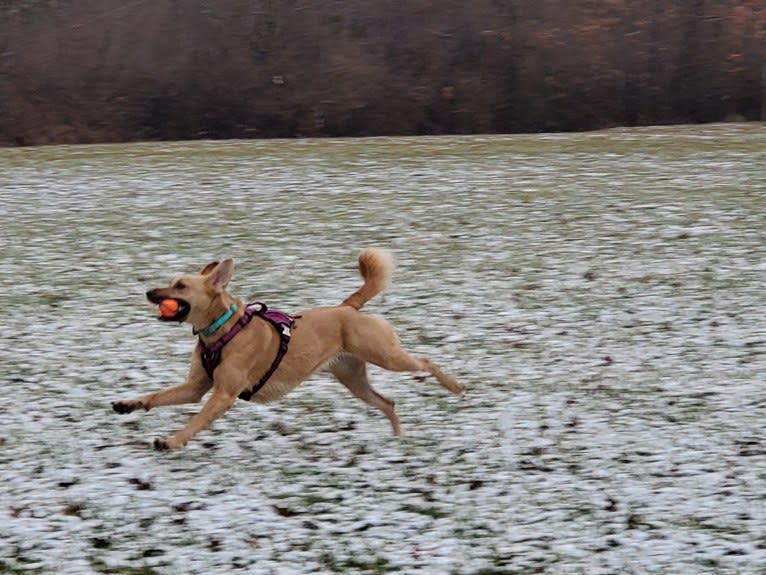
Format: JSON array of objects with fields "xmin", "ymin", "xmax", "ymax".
[
  {"xmin": 153, "ymin": 436, "xmax": 183, "ymax": 451},
  {"xmin": 112, "ymin": 400, "xmax": 143, "ymax": 414},
  {"xmin": 153, "ymin": 438, "xmax": 171, "ymax": 451}
]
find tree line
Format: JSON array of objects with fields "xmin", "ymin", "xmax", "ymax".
[{"xmin": 1, "ymin": 0, "xmax": 764, "ymax": 146}]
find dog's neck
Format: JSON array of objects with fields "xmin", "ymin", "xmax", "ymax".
[
  {"xmin": 194, "ymin": 295, "xmax": 244, "ymax": 339},
  {"xmin": 194, "ymin": 303, "xmax": 237, "ymax": 336}
]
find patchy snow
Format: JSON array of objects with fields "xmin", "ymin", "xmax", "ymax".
[{"xmin": 1, "ymin": 125, "xmax": 765, "ymax": 574}]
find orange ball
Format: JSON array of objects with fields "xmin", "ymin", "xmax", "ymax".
[{"xmin": 159, "ymin": 298, "xmax": 180, "ymax": 317}]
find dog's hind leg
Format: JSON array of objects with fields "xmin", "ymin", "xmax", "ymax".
[
  {"xmin": 329, "ymin": 354, "xmax": 401, "ymax": 436},
  {"xmin": 377, "ymin": 351, "xmax": 463, "ymax": 395},
  {"xmin": 345, "ymin": 316, "xmax": 464, "ymax": 395}
]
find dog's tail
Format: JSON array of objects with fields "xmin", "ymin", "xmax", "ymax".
[{"xmin": 341, "ymin": 248, "xmax": 394, "ymax": 311}]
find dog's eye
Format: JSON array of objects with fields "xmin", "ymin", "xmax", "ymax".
[{"xmin": 175, "ymin": 281, "xmax": 187, "ymax": 290}]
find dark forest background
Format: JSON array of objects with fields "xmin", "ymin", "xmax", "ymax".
[{"xmin": 1, "ymin": 0, "xmax": 764, "ymax": 146}]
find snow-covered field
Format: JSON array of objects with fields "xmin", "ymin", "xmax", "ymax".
[{"xmin": 1, "ymin": 125, "xmax": 764, "ymax": 574}]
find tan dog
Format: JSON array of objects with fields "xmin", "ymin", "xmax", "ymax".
[{"xmin": 113, "ymin": 248, "xmax": 463, "ymax": 450}]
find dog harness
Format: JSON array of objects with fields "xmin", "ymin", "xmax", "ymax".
[{"xmin": 197, "ymin": 302, "xmax": 295, "ymax": 400}]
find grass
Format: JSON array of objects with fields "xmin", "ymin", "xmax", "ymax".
[
  {"xmin": 0, "ymin": 560, "xmax": 44, "ymax": 575},
  {"xmin": 0, "ymin": 124, "xmax": 764, "ymax": 574},
  {"xmin": 400, "ymin": 503, "xmax": 450, "ymax": 519},
  {"xmin": 88, "ymin": 560, "xmax": 161, "ymax": 575},
  {"xmin": 320, "ymin": 551, "xmax": 394, "ymax": 574}
]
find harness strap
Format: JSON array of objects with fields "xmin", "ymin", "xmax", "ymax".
[
  {"xmin": 198, "ymin": 306, "xmax": 258, "ymax": 379},
  {"xmin": 197, "ymin": 303, "xmax": 294, "ymax": 401},
  {"xmin": 237, "ymin": 307, "xmax": 293, "ymax": 401}
]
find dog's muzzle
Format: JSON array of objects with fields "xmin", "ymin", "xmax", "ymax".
[{"xmin": 146, "ymin": 289, "xmax": 191, "ymax": 323}]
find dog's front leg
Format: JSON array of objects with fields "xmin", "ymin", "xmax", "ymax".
[
  {"xmin": 112, "ymin": 378, "xmax": 212, "ymax": 414},
  {"xmin": 113, "ymin": 354, "xmax": 210, "ymax": 414},
  {"xmin": 153, "ymin": 387, "xmax": 238, "ymax": 450}
]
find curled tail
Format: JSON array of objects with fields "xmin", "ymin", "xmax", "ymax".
[{"xmin": 341, "ymin": 248, "xmax": 394, "ymax": 311}]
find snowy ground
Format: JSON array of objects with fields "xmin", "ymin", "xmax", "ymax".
[{"xmin": 1, "ymin": 125, "xmax": 765, "ymax": 574}]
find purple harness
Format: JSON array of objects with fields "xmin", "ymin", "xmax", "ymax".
[{"xmin": 197, "ymin": 303, "xmax": 295, "ymax": 400}]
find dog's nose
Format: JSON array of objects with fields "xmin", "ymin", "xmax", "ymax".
[{"xmin": 146, "ymin": 289, "xmax": 161, "ymax": 302}]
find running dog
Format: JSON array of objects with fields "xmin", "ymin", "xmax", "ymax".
[{"xmin": 113, "ymin": 248, "xmax": 463, "ymax": 450}]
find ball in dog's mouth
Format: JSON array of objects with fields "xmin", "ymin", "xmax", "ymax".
[
  {"xmin": 156, "ymin": 298, "xmax": 190, "ymax": 322},
  {"xmin": 159, "ymin": 298, "xmax": 179, "ymax": 317}
]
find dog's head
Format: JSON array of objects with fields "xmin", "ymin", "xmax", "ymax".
[{"xmin": 146, "ymin": 259, "xmax": 234, "ymax": 328}]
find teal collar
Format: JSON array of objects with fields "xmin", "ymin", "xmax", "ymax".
[{"xmin": 195, "ymin": 303, "xmax": 238, "ymax": 336}]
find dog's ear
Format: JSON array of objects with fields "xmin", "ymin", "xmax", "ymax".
[
  {"xmin": 199, "ymin": 261, "xmax": 219, "ymax": 275},
  {"xmin": 206, "ymin": 259, "xmax": 234, "ymax": 293}
]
